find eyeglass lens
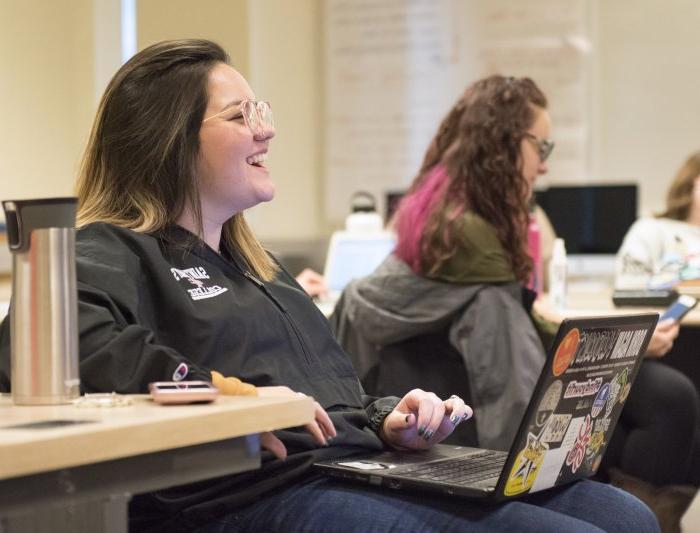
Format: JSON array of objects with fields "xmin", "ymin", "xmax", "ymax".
[
  {"xmin": 526, "ymin": 134, "xmax": 554, "ymax": 163},
  {"xmin": 242, "ymin": 101, "xmax": 273, "ymax": 135},
  {"xmin": 539, "ymin": 139, "xmax": 554, "ymax": 162}
]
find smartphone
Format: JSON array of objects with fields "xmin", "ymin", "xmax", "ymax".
[
  {"xmin": 148, "ymin": 381, "xmax": 219, "ymax": 405},
  {"xmin": 660, "ymin": 295, "xmax": 698, "ymax": 322}
]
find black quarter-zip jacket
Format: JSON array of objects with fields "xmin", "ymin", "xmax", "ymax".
[{"xmin": 0, "ymin": 222, "xmax": 398, "ymax": 530}]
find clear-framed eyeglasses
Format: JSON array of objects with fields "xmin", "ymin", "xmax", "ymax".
[
  {"xmin": 203, "ymin": 100, "xmax": 274, "ymax": 138},
  {"xmin": 524, "ymin": 133, "xmax": 555, "ymax": 163}
]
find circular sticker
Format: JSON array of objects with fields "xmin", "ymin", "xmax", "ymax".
[
  {"xmin": 552, "ymin": 328, "xmax": 580, "ymax": 377},
  {"xmin": 536, "ymin": 380, "xmax": 563, "ymax": 427}
]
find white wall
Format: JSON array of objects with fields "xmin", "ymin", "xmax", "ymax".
[
  {"xmin": 1, "ymin": 0, "xmax": 699, "ymax": 235},
  {"xmin": 593, "ymin": 0, "xmax": 700, "ymax": 216},
  {"xmin": 245, "ymin": 0, "xmax": 324, "ymax": 241},
  {"xmin": 0, "ymin": 0, "xmax": 94, "ymax": 202},
  {"xmin": 137, "ymin": 0, "xmax": 250, "ymax": 78}
]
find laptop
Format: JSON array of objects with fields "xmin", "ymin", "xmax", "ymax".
[
  {"xmin": 315, "ymin": 313, "xmax": 658, "ymax": 501},
  {"xmin": 316, "ymin": 230, "xmax": 395, "ymax": 314}
]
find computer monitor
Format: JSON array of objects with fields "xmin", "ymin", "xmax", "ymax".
[
  {"xmin": 385, "ymin": 190, "xmax": 406, "ymax": 224},
  {"xmin": 384, "ymin": 184, "xmax": 637, "ymax": 254},
  {"xmin": 535, "ymin": 184, "xmax": 638, "ymax": 254}
]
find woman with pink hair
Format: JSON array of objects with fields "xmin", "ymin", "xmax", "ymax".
[
  {"xmin": 334, "ymin": 75, "xmax": 699, "ymax": 532},
  {"xmin": 335, "ymin": 76, "xmax": 555, "ymax": 453},
  {"xmin": 394, "ymin": 76, "xmax": 549, "ymax": 287}
]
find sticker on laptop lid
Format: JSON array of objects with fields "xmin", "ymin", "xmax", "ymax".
[
  {"xmin": 530, "ymin": 447, "xmax": 568, "ymax": 493},
  {"xmin": 535, "ymin": 380, "xmax": 562, "ymax": 428},
  {"xmin": 565, "ymin": 415, "xmax": 592, "ymax": 474},
  {"xmin": 591, "ymin": 383, "xmax": 610, "ymax": 418},
  {"xmin": 552, "ymin": 328, "xmax": 580, "ymax": 376},
  {"xmin": 587, "ymin": 428, "xmax": 606, "ymax": 458},
  {"xmin": 541, "ymin": 414, "xmax": 572, "ymax": 444},
  {"xmin": 604, "ymin": 368, "xmax": 628, "ymax": 418},
  {"xmin": 504, "ymin": 432, "xmax": 548, "ymax": 496}
]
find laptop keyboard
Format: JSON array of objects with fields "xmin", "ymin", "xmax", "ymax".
[{"xmin": 397, "ymin": 450, "xmax": 507, "ymax": 485}]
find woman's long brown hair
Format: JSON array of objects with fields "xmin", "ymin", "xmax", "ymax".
[
  {"xmin": 394, "ymin": 75, "xmax": 547, "ymax": 283},
  {"xmin": 76, "ymin": 39, "xmax": 277, "ymax": 280}
]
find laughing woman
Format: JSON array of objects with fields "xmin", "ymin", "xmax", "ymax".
[{"xmin": 0, "ymin": 41, "xmax": 658, "ymax": 533}]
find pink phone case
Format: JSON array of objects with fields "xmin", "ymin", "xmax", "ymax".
[{"xmin": 148, "ymin": 381, "xmax": 219, "ymax": 404}]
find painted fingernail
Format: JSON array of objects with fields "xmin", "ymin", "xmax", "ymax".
[
  {"xmin": 450, "ymin": 414, "xmax": 460, "ymax": 425},
  {"xmin": 462, "ymin": 412, "xmax": 471, "ymax": 420},
  {"xmin": 423, "ymin": 429, "xmax": 434, "ymax": 441},
  {"xmin": 418, "ymin": 425, "xmax": 426, "ymax": 436}
]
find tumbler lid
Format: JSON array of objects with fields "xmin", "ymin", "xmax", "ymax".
[{"xmin": 2, "ymin": 197, "xmax": 77, "ymax": 253}]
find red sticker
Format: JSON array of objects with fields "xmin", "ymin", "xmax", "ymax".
[{"xmin": 553, "ymin": 328, "xmax": 579, "ymax": 376}]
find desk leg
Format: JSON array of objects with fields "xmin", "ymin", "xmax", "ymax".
[{"xmin": 0, "ymin": 435, "xmax": 260, "ymax": 533}]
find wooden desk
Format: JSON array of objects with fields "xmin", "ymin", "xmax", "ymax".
[
  {"xmin": 535, "ymin": 288, "xmax": 700, "ymax": 392},
  {"xmin": 0, "ymin": 394, "xmax": 313, "ymax": 533},
  {"xmin": 535, "ymin": 287, "xmax": 700, "ymax": 326}
]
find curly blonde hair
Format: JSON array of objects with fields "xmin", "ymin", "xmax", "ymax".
[{"xmin": 658, "ymin": 151, "xmax": 700, "ymax": 222}]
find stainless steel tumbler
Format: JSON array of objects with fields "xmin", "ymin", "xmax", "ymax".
[{"xmin": 2, "ymin": 198, "xmax": 80, "ymax": 405}]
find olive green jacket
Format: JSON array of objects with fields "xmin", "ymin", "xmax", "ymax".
[{"xmin": 428, "ymin": 212, "xmax": 558, "ymax": 347}]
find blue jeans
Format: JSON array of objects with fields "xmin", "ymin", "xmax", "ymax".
[{"xmin": 195, "ymin": 476, "xmax": 659, "ymax": 532}]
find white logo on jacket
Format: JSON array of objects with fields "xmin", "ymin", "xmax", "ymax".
[{"xmin": 171, "ymin": 267, "xmax": 228, "ymax": 301}]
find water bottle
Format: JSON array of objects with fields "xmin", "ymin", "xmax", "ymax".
[
  {"xmin": 549, "ymin": 238, "xmax": 568, "ymax": 310},
  {"xmin": 345, "ymin": 191, "xmax": 383, "ymax": 234},
  {"xmin": 2, "ymin": 198, "xmax": 80, "ymax": 405}
]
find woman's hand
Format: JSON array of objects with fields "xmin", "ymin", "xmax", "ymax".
[
  {"xmin": 257, "ymin": 386, "xmax": 337, "ymax": 460},
  {"xmin": 645, "ymin": 318, "xmax": 680, "ymax": 358},
  {"xmin": 378, "ymin": 389, "xmax": 473, "ymax": 450},
  {"xmin": 295, "ymin": 268, "xmax": 328, "ymax": 298}
]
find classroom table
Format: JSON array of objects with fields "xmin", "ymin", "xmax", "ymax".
[
  {"xmin": 0, "ymin": 393, "xmax": 313, "ymax": 533},
  {"xmin": 534, "ymin": 287, "xmax": 700, "ymax": 324},
  {"xmin": 535, "ymin": 287, "xmax": 700, "ymax": 390}
]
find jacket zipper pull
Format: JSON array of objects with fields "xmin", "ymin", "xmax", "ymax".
[
  {"xmin": 243, "ymin": 271, "xmax": 288, "ymax": 313},
  {"xmin": 242, "ymin": 270, "xmax": 264, "ymax": 288}
]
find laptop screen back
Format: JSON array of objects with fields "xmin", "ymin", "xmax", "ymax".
[
  {"xmin": 324, "ymin": 232, "xmax": 396, "ymax": 295},
  {"xmin": 496, "ymin": 313, "xmax": 657, "ymax": 498}
]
